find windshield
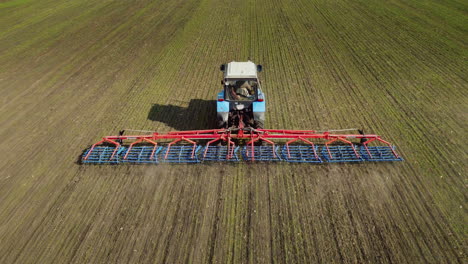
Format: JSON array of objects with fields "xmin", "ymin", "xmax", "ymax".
[{"xmin": 225, "ymin": 79, "xmax": 258, "ymax": 101}]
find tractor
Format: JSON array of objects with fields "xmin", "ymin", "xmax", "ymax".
[{"xmin": 217, "ymin": 60, "xmax": 265, "ymax": 130}]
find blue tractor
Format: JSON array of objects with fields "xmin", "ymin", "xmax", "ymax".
[
  {"xmin": 82, "ymin": 60, "xmax": 403, "ymax": 164},
  {"xmin": 217, "ymin": 60, "xmax": 265, "ymax": 129}
]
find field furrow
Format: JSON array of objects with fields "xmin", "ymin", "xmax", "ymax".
[{"xmin": 0, "ymin": 0, "xmax": 466, "ymax": 263}]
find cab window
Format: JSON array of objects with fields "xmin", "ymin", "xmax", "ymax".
[{"xmin": 226, "ymin": 80, "xmax": 257, "ymax": 101}]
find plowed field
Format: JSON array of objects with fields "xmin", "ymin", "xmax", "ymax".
[{"xmin": 0, "ymin": 0, "xmax": 466, "ymax": 263}]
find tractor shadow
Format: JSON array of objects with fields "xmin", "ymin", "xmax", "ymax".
[{"xmin": 148, "ymin": 99, "xmax": 217, "ymax": 130}]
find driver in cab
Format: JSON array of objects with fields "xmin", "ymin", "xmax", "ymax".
[{"xmin": 232, "ymin": 81, "xmax": 253, "ymax": 100}]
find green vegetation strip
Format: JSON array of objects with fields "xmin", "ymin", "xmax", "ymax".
[{"xmin": 0, "ymin": 0, "xmax": 31, "ymax": 8}]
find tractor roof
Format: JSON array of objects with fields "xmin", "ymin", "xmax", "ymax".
[{"xmin": 224, "ymin": 61, "xmax": 257, "ymax": 79}]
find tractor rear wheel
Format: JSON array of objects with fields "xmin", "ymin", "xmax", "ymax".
[
  {"xmin": 217, "ymin": 120, "xmax": 226, "ymax": 129},
  {"xmin": 254, "ymin": 120, "xmax": 264, "ymax": 129}
]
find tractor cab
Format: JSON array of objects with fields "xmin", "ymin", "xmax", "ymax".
[{"xmin": 217, "ymin": 61, "xmax": 265, "ymax": 129}]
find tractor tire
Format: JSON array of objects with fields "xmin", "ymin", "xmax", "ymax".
[
  {"xmin": 254, "ymin": 120, "xmax": 264, "ymax": 129},
  {"xmin": 217, "ymin": 120, "xmax": 226, "ymax": 129}
]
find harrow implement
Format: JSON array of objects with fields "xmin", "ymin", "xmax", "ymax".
[{"xmin": 81, "ymin": 128, "xmax": 403, "ymax": 164}]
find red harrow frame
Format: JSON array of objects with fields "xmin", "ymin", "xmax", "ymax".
[{"xmin": 81, "ymin": 128, "xmax": 402, "ymax": 164}]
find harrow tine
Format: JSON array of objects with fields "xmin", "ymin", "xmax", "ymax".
[
  {"xmin": 241, "ymin": 145, "xmax": 282, "ymax": 162},
  {"xmin": 359, "ymin": 145, "xmax": 402, "ymax": 162},
  {"xmin": 204, "ymin": 138, "xmax": 221, "ymax": 158},
  {"xmin": 159, "ymin": 145, "xmax": 201, "ymax": 163},
  {"xmin": 245, "ymin": 136, "xmax": 277, "ymax": 160},
  {"xmin": 245, "ymin": 137, "xmax": 259, "ymax": 161},
  {"xmin": 340, "ymin": 137, "xmax": 360, "ymax": 159},
  {"xmin": 124, "ymin": 138, "xmax": 143, "ymax": 159},
  {"xmin": 280, "ymin": 145, "xmax": 322, "ymax": 163},
  {"xmin": 109, "ymin": 143, "xmax": 121, "ymax": 160},
  {"xmin": 186, "ymin": 139, "xmax": 197, "ymax": 159},
  {"xmin": 325, "ymin": 138, "xmax": 338, "ymax": 160},
  {"xmin": 362, "ymin": 138, "xmax": 377, "ymax": 159},
  {"xmin": 283, "ymin": 136, "xmax": 321, "ymax": 162},
  {"xmin": 263, "ymin": 138, "xmax": 276, "ymax": 159},
  {"xmin": 121, "ymin": 138, "xmax": 159, "ymax": 163},
  {"xmin": 228, "ymin": 140, "xmax": 236, "ymax": 159},
  {"xmin": 121, "ymin": 146, "xmax": 161, "ymax": 163},
  {"xmin": 376, "ymin": 138, "xmax": 400, "ymax": 159},
  {"xmin": 201, "ymin": 145, "xmax": 240, "ymax": 162},
  {"xmin": 165, "ymin": 138, "xmax": 182, "ymax": 160},
  {"xmin": 84, "ymin": 139, "xmax": 105, "ymax": 160},
  {"xmin": 227, "ymin": 134, "xmax": 235, "ymax": 160},
  {"xmin": 84, "ymin": 138, "xmax": 121, "ymax": 162},
  {"xmin": 285, "ymin": 138, "xmax": 299, "ymax": 158},
  {"xmin": 250, "ymin": 141, "xmax": 255, "ymax": 161},
  {"xmin": 146, "ymin": 139, "xmax": 159, "ymax": 160},
  {"xmin": 325, "ymin": 137, "xmax": 360, "ymax": 160}
]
